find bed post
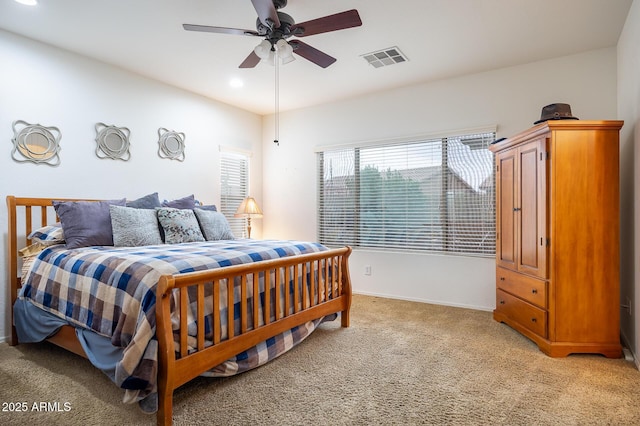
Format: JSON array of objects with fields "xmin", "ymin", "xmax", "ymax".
[
  {"xmin": 341, "ymin": 246, "xmax": 353, "ymax": 328},
  {"xmin": 156, "ymin": 274, "xmax": 176, "ymax": 426},
  {"xmin": 6, "ymin": 196, "xmax": 19, "ymax": 346}
]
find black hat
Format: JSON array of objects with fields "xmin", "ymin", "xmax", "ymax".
[{"xmin": 534, "ymin": 103, "xmax": 579, "ymax": 124}]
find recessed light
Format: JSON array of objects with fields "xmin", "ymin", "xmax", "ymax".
[
  {"xmin": 229, "ymin": 78, "xmax": 244, "ymax": 88},
  {"xmin": 15, "ymin": 0, "xmax": 38, "ymax": 5}
]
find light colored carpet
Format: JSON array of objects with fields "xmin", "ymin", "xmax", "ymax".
[{"xmin": 1, "ymin": 295, "xmax": 639, "ymax": 425}]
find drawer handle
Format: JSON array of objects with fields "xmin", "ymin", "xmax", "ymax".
[
  {"xmin": 531, "ymin": 318, "xmax": 537, "ymax": 323},
  {"xmin": 500, "ymin": 277, "xmax": 505, "ymax": 281},
  {"xmin": 531, "ymin": 289, "xmax": 538, "ymax": 294},
  {"xmin": 499, "ymin": 300, "xmax": 505, "ymax": 305}
]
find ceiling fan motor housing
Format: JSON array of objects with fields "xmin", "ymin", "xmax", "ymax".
[
  {"xmin": 256, "ymin": 12, "xmax": 296, "ymax": 41},
  {"xmin": 273, "ymin": 0, "xmax": 287, "ymax": 10}
]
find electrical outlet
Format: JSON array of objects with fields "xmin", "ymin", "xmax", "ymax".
[{"xmin": 364, "ymin": 265, "xmax": 371, "ymax": 276}]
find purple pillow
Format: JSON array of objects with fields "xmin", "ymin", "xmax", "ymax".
[
  {"xmin": 53, "ymin": 199, "xmax": 126, "ymax": 249},
  {"xmin": 195, "ymin": 204, "xmax": 217, "ymax": 212},
  {"xmin": 162, "ymin": 194, "xmax": 196, "ymax": 209},
  {"xmin": 126, "ymin": 192, "xmax": 161, "ymax": 209}
]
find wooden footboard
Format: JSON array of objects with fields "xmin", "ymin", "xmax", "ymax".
[
  {"xmin": 156, "ymin": 246, "xmax": 351, "ymax": 425},
  {"xmin": 6, "ymin": 196, "xmax": 352, "ymax": 426}
]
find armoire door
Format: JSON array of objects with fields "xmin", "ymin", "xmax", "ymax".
[
  {"xmin": 495, "ymin": 148, "xmax": 517, "ymax": 270},
  {"xmin": 516, "ymin": 137, "xmax": 547, "ymax": 279}
]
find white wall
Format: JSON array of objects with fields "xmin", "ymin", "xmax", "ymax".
[
  {"xmin": 0, "ymin": 29, "xmax": 263, "ymax": 341},
  {"xmin": 0, "ymin": 26, "xmax": 625, "ymax": 342},
  {"xmin": 262, "ymin": 48, "xmax": 619, "ymax": 312},
  {"xmin": 617, "ymin": 0, "xmax": 640, "ymax": 365}
]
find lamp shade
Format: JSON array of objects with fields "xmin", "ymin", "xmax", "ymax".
[{"xmin": 234, "ymin": 197, "xmax": 263, "ymax": 218}]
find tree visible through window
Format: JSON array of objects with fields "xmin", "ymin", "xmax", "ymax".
[{"xmin": 317, "ymin": 131, "xmax": 496, "ymax": 256}]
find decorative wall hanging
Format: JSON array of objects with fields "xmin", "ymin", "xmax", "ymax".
[
  {"xmin": 157, "ymin": 128, "xmax": 185, "ymax": 161},
  {"xmin": 11, "ymin": 120, "xmax": 62, "ymax": 166},
  {"xmin": 95, "ymin": 122, "xmax": 131, "ymax": 160}
]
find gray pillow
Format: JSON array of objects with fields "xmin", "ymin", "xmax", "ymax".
[
  {"xmin": 110, "ymin": 205, "xmax": 163, "ymax": 247},
  {"xmin": 156, "ymin": 207, "xmax": 205, "ymax": 244},
  {"xmin": 193, "ymin": 208, "xmax": 235, "ymax": 241},
  {"xmin": 126, "ymin": 192, "xmax": 161, "ymax": 209},
  {"xmin": 162, "ymin": 194, "xmax": 196, "ymax": 209},
  {"xmin": 53, "ymin": 199, "xmax": 126, "ymax": 249}
]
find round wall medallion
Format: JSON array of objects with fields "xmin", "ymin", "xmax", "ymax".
[
  {"xmin": 157, "ymin": 128, "xmax": 185, "ymax": 161},
  {"xmin": 11, "ymin": 120, "xmax": 62, "ymax": 166},
  {"xmin": 95, "ymin": 123, "xmax": 131, "ymax": 160}
]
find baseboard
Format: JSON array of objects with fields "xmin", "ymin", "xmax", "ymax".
[
  {"xmin": 352, "ymin": 290, "xmax": 493, "ymax": 312},
  {"xmin": 620, "ymin": 333, "xmax": 639, "ymax": 369}
]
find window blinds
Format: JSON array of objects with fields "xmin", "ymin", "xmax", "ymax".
[
  {"xmin": 220, "ymin": 151, "xmax": 249, "ymax": 238},
  {"xmin": 317, "ymin": 131, "xmax": 496, "ymax": 256}
]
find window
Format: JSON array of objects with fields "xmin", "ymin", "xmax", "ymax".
[
  {"xmin": 317, "ymin": 130, "xmax": 496, "ymax": 256},
  {"xmin": 220, "ymin": 149, "xmax": 249, "ymax": 238}
]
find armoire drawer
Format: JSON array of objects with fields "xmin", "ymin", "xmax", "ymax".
[
  {"xmin": 496, "ymin": 267, "xmax": 547, "ymax": 309},
  {"xmin": 496, "ymin": 289, "xmax": 547, "ymax": 338}
]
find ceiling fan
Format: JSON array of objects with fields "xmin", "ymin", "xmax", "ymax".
[{"xmin": 183, "ymin": 0, "xmax": 362, "ymax": 68}]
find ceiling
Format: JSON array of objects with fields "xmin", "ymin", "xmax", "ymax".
[{"xmin": 0, "ymin": 0, "xmax": 633, "ymax": 115}]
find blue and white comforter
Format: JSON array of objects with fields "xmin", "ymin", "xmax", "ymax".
[{"xmin": 18, "ymin": 239, "xmax": 329, "ymax": 403}]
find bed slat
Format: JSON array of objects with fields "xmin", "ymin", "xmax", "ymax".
[
  {"xmin": 197, "ymin": 284, "xmax": 205, "ymax": 351},
  {"xmin": 213, "ymin": 279, "xmax": 220, "ymax": 345}
]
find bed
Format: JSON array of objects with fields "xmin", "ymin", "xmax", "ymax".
[{"xmin": 6, "ymin": 195, "xmax": 352, "ymax": 425}]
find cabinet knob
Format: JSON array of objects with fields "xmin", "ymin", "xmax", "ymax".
[
  {"xmin": 531, "ymin": 318, "xmax": 537, "ymax": 323},
  {"xmin": 513, "ymin": 207, "xmax": 521, "ymax": 212},
  {"xmin": 531, "ymin": 289, "xmax": 538, "ymax": 294},
  {"xmin": 500, "ymin": 277, "xmax": 505, "ymax": 281},
  {"xmin": 499, "ymin": 300, "xmax": 505, "ymax": 305}
]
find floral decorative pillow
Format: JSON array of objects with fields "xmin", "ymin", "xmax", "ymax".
[{"xmin": 156, "ymin": 207, "xmax": 205, "ymax": 244}]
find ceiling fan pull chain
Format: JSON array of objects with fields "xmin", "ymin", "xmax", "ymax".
[{"xmin": 274, "ymin": 46, "xmax": 280, "ymax": 146}]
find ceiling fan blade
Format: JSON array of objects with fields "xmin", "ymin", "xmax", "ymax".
[
  {"xmin": 251, "ymin": 0, "xmax": 280, "ymax": 28},
  {"xmin": 291, "ymin": 9, "xmax": 362, "ymax": 37},
  {"xmin": 183, "ymin": 24, "xmax": 259, "ymax": 37},
  {"xmin": 289, "ymin": 40, "xmax": 336, "ymax": 68},
  {"xmin": 239, "ymin": 51, "xmax": 261, "ymax": 68}
]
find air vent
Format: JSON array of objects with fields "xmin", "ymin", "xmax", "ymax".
[{"xmin": 361, "ymin": 46, "xmax": 408, "ymax": 68}]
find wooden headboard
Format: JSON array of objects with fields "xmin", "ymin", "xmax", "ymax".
[{"xmin": 6, "ymin": 196, "xmax": 98, "ymax": 344}]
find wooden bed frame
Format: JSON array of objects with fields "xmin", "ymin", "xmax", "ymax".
[{"xmin": 6, "ymin": 196, "xmax": 352, "ymax": 425}]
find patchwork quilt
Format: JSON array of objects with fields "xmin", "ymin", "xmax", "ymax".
[{"xmin": 19, "ymin": 239, "xmax": 329, "ymax": 403}]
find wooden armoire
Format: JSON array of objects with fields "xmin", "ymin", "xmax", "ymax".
[{"xmin": 489, "ymin": 120, "xmax": 623, "ymax": 358}]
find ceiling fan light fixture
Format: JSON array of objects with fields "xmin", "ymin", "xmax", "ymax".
[
  {"xmin": 254, "ymin": 40, "xmax": 272, "ymax": 60},
  {"xmin": 275, "ymin": 39, "xmax": 295, "ymax": 64},
  {"xmin": 275, "ymin": 39, "xmax": 292, "ymax": 55}
]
